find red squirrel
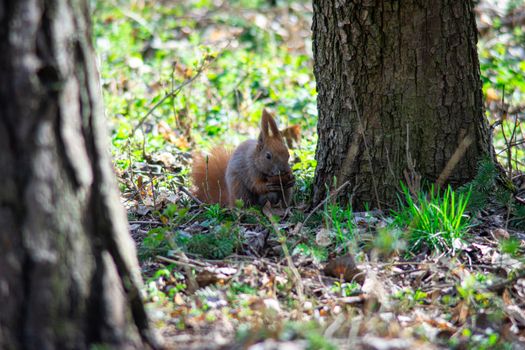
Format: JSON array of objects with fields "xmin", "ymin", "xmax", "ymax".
[{"xmin": 192, "ymin": 109, "xmax": 295, "ymax": 207}]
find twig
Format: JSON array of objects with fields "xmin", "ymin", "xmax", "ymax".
[
  {"xmin": 436, "ymin": 134, "xmax": 473, "ymax": 188},
  {"xmin": 509, "ymin": 115, "xmax": 520, "ymax": 177},
  {"xmin": 131, "ymin": 71, "xmax": 203, "ymax": 138},
  {"xmin": 292, "ymin": 181, "xmax": 351, "ymax": 236},
  {"xmin": 389, "ymin": 268, "xmax": 426, "ymax": 278},
  {"xmin": 148, "ymin": 167, "xmax": 157, "ymax": 209},
  {"xmin": 118, "ymin": 7, "xmax": 153, "ymax": 34},
  {"xmin": 263, "ymin": 208, "xmax": 305, "ymax": 302},
  {"xmin": 324, "ymin": 314, "xmax": 346, "ymax": 338},
  {"xmin": 497, "ymin": 139, "xmax": 525, "ymax": 154},
  {"xmin": 156, "ymin": 255, "xmax": 203, "ymax": 270},
  {"xmin": 514, "ymin": 195, "xmax": 525, "ymax": 205},
  {"xmin": 130, "ymin": 53, "xmax": 221, "ymax": 139},
  {"xmin": 126, "ymin": 143, "xmax": 145, "ymax": 204},
  {"xmin": 227, "ymin": 254, "xmax": 289, "ymax": 270},
  {"xmin": 373, "ymin": 261, "xmax": 428, "ymax": 267},
  {"xmin": 178, "ymin": 185, "xmax": 204, "ymax": 206},
  {"xmin": 279, "ymin": 236, "xmax": 305, "ymax": 303},
  {"xmin": 157, "ymin": 254, "xmax": 199, "ymax": 293},
  {"xmin": 499, "ymin": 87, "xmax": 515, "ymax": 178},
  {"xmin": 215, "ymin": 72, "xmax": 250, "ymax": 107},
  {"xmin": 128, "ymin": 220, "xmax": 163, "ymax": 225},
  {"xmin": 159, "ymin": 254, "xmax": 212, "ymax": 268}
]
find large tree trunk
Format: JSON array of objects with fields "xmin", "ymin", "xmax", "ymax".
[
  {"xmin": 0, "ymin": 1, "xmax": 158, "ymax": 349},
  {"xmin": 312, "ymin": 0, "xmax": 492, "ymax": 209}
]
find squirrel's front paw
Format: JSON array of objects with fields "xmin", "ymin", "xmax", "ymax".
[
  {"xmin": 267, "ymin": 172, "xmax": 295, "ymax": 189},
  {"xmin": 266, "ymin": 182, "xmax": 283, "ymax": 191},
  {"xmin": 266, "ymin": 179, "xmax": 294, "ymax": 191}
]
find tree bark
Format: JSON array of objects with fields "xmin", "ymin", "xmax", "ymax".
[
  {"xmin": 312, "ymin": 0, "xmax": 492, "ymax": 209},
  {"xmin": 0, "ymin": 1, "xmax": 158, "ymax": 349}
]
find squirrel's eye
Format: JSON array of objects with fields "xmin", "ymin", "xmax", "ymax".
[{"xmin": 265, "ymin": 152, "xmax": 272, "ymax": 160}]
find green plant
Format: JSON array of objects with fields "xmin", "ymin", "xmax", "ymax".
[
  {"xmin": 204, "ymin": 203, "xmax": 223, "ymax": 220},
  {"xmin": 392, "ymin": 183, "xmax": 471, "ymax": 254},
  {"xmin": 509, "ymin": 201, "xmax": 525, "ymax": 229},
  {"xmin": 139, "ymin": 227, "xmax": 173, "ymax": 259},
  {"xmin": 293, "ymin": 243, "xmax": 328, "ymax": 263},
  {"xmin": 457, "ymin": 275, "xmax": 493, "ymax": 309},
  {"xmin": 186, "ymin": 223, "xmax": 239, "ymax": 259},
  {"xmin": 330, "ymin": 281, "xmax": 360, "ymax": 297},
  {"xmin": 202, "ymin": 203, "xmax": 231, "ymax": 225},
  {"xmin": 291, "ymin": 144, "xmax": 317, "ymax": 203},
  {"xmin": 460, "ymin": 158, "xmax": 524, "ymax": 229},
  {"xmin": 230, "ymin": 282, "xmax": 258, "ymax": 295},
  {"xmin": 160, "ymin": 204, "xmax": 191, "ymax": 226},
  {"xmin": 461, "ymin": 157, "xmax": 500, "ymax": 211},
  {"xmin": 499, "ymin": 237, "xmax": 521, "ymax": 256},
  {"xmin": 372, "ymin": 227, "xmax": 406, "ymax": 256},
  {"xmin": 392, "ymin": 288, "xmax": 429, "ymax": 311},
  {"xmin": 323, "ymin": 203, "xmax": 356, "ymax": 253}
]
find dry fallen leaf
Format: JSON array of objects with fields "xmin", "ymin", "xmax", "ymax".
[
  {"xmin": 361, "ymin": 271, "xmax": 388, "ymax": 307},
  {"xmin": 492, "ymin": 228, "xmax": 510, "ymax": 240},
  {"xmin": 174, "ymin": 293, "xmax": 185, "ymax": 305},
  {"xmin": 485, "ymin": 87, "xmax": 500, "ymax": 103},
  {"xmin": 196, "ymin": 270, "xmax": 219, "ymax": 287},
  {"xmin": 451, "ymin": 300, "xmax": 470, "ymax": 325},
  {"xmin": 324, "ymin": 254, "xmax": 364, "ymax": 283},
  {"xmin": 316, "ymin": 228, "xmax": 332, "ymax": 247}
]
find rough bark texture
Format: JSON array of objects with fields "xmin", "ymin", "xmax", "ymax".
[
  {"xmin": 0, "ymin": 1, "xmax": 158, "ymax": 349},
  {"xmin": 312, "ymin": 0, "xmax": 491, "ymax": 209}
]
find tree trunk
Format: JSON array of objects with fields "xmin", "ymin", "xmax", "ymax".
[
  {"xmin": 0, "ymin": 1, "xmax": 158, "ymax": 349},
  {"xmin": 312, "ymin": 0, "xmax": 492, "ymax": 209}
]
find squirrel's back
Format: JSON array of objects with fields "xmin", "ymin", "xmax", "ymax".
[
  {"xmin": 225, "ymin": 140, "xmax": 259, "ymax": 206},
  {"xmin": 191, "ymin": 146, "xmax": 231, "ymax": 206}
]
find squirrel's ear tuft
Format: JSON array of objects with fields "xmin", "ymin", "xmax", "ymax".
[
  {"xmin": 261, "ymin": 109, "xmax": 271, "ymax": 139},
  {"xmin": 261, "ymin": 109, "xmax": 280, "ymax": 138}
]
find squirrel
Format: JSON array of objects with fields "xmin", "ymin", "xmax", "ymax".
[{"xmin": 192, "ymin": 109, "xmax": 295, "ymax": 207}]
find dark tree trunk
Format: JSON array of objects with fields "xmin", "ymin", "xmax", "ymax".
[
  {"xmin": 0, "ymin": 1, "xmax": 158, "ymax": 349},
  {"xmin": 312, "ymin": 0, "xmax": 492, "ymax": 209}
]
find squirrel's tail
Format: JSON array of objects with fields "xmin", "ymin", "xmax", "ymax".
[{"xmin": 192, "ymin": 146, "xmax": 231, "ymax": 206}]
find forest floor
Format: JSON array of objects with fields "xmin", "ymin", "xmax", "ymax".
[
  {"xmin": 127, "ymin": 197, "xmax": 525, "ymax": 350},
  {"xmin": 93, "ymin": 0, "xmax": 525, "ymax": 349}
]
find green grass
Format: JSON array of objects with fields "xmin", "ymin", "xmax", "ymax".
[
  {"xmin": 392, "ymin": 184, "xmax": 472, "ymax": 255},
  {"xmin": 323, "ymin": 203, "xmax": 356, "ymax": 254}
]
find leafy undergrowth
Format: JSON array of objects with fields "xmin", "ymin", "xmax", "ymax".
[
  {"xmin": 131, "ymin": 184, "xmax": 525, "ymax": 350},
  {"xmin": 126, "ymin": 155, "xmax": 525, "ymax": 350},
  {"xmin": 92, "ymin": 0, "xmax": 525, "ymax": 349}
]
